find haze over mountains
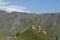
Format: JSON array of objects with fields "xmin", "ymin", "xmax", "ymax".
[{"xmin": 0, "ymin": 10, "xmax": 60, "ymax": 40}]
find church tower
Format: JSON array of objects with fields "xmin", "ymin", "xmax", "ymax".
[
  {"xmin": 31, "ymin": 24, "xmax": 36, "ymax": 30},
  {"xmin": 37, "ymin": 25, "xmax": 42, "ymax": 33}
]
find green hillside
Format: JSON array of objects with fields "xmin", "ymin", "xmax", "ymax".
[{"xmin": 12, "ymin": 30, "xmax": 51, "ymax": 40}]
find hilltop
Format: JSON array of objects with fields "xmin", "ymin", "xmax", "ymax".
[
  {"xmin": 12, "ymin": 30, "xmax": 50, "ymax": 40},
  {"xmin": 12, "ymin": 25, "xmax": 51, "ymax": 40}
]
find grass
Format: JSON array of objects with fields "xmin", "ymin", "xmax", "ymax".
[
  {"xmin": 12, "ymin": 30, "xmax": 51, "ymax": 40},
  {"xmin": 0, "ymin": 35, "xmax": 5, "ymax": 40}
]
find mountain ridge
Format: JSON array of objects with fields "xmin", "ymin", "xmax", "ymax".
[{"xmin": 0, "ymin": 10, "xmax": 60, "ymax": 40}]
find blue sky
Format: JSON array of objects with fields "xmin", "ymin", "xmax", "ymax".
[{"xmin": 0, "ymin": 0, "xmax": 60, "ymax": 13}]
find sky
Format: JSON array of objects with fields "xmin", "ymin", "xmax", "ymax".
[{"xmin": 0, "ymin": 0, "xmax": 60, "ymax": 13}]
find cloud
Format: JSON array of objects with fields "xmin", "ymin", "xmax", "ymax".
[
  {"xmin": 0, "ymin": 5, "xmax": 30, "ymax": 12},
  {"xmin": 0, "ymin": 0, "xmax": 9, "ymax": 6},
  {"xmin": 0, "ymin": 0, "xmax": 30, "ymax": 13}
]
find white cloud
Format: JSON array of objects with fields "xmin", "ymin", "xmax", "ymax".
[
  {"xmin": 0, "ymin": 0, "xmax": 9, "ymax": 6},
  {"xmin": 0, "ymin": 0, "xmax": 30, "ymax": 13}
]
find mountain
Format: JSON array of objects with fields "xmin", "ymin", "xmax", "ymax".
[{"xmin": 0, "ymin": 10, "xmax": 60, "ymax": 40}]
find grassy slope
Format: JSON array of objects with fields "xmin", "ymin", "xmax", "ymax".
[
  {"xmin": 13, "ymin": 30, "xmax": 51, "ymax": 40},
  {"xmin": 0, "ymin": 35, "xmax": 5, "ymax": 40}
]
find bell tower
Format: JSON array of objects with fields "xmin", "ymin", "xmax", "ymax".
[
  {"xmin": 37, "ymin": 25, "xmax": 42, "ymax": 33},
  {"xmin": 31, "ymin": 24, "xmax": 36, "ymax": 30}
]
